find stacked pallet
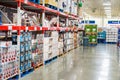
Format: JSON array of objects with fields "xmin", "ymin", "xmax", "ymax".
[
  {"xmin": 85, "ymin": 25, "xmax": 97, "ymax": 45},
  {"xmin": 43, "ymin": 31, "xmax": 53, "ymax": 61},
  {"xmin": 58, "ymin": 32, "xmax": 64, "ymax": 56},
  {"xmin": 20, "ymin": 32, "xmax": 33, "ymax": 76},
  {"xmin": 106, "ymin": 28, "xmax": 118, "ymax": 43},
  {"xmin": 51, "ymin": 31, "xmax": 59, "ymax": 58},
  {"xmin": 67, "ymin": 32, "xmax": 74, "ymax": 51},
  {"xmin": 0, "ymin": 42, "xmax": 19, "ymax": 80},
  {"xmin": 31, "ymin": 31, "xmax": 43, "ymax": 69}
]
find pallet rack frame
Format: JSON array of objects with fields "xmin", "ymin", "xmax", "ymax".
[{"xmin": 0, "ymin": 0, "xmax": 83, "ymax": 79}]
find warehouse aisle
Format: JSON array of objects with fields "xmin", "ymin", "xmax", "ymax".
[{"xmin": 21, "ymin": 44, "xmax": 120, "ymax": 80}]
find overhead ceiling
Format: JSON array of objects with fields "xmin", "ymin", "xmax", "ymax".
[{"xmin": 82, "ymin": 0, "xmax": 120, "ymax": 18}]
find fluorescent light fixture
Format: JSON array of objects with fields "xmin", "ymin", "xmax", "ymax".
[
  {"xmin": 105, "ymin": 11, "xmax": 111, "ymax": 13},
  {"xmin": 104, "ymin": 7, "xmax": 111, "ymax": 10},
  {"xmin": 105, "ymin": 10, "xmax": 111, "ymax": 12},
  {"xmin": 105, "ymin": 11, "xmax": 111, "ymax": 14},
  {"xmin": 103, "ymin": 2, "xmax": 111, "ymax": 6}
]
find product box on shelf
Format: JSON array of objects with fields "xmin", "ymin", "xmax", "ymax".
[
  {"xmin": 29, "ymin": 0, "xmax": 40, "ymax": 4},
  {"xmin": 40, "ymin": 0, "xmax": 58, "ymax": 7},
  {"xmin": 0, "ymin": 43, "xmax": 19, "ymax": 80}
]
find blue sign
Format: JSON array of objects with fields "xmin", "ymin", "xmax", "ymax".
[
  {"xmin": 89, "ymin": 20, "xmax": 95, "ymax": 24},
  {"xmin": 108, "ymin": 21, "xmax": 119, "ymax": 24},
  {"xmin": 81, "ymin": 20, "xmax": 95, "ymax": 24}
]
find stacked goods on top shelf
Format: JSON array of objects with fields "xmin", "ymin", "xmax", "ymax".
[
  {"xmin": 20, "ymin": 31, "xmax": 33, "ymax": 74},
  {"xmin": 85, "ymin": 25, "xmax": 97, "ymax": 45},
  {"xmin": 29, "ymin": 0, "xmax": 40, "ymax": 4},
  {"xmin": 40, "ymin": 0, "xmax": 58, "ymax": 10},
  {"xmin": 59, "ymin": 17, "xmax": 66, "ymax": 28},
  {"xmin": 0, "ymin": 31, "xmax": 19, "ymax": 80},
  {"xmin": 21, "ymin": 11, "xmax": 41, "ymax": 26},
  {"xmin": 45, "ymin": 15, "xmax": 57, "ymax": 28},
  {"xmin": 59, "ymin": 0, "xmax": 77, "ymax": 14},
  {"xmin": 0, "ymin": 9, "xmax": 13, "ymax": 25},
  {"xmin": 31, "ymin": 31, "xmax": 43, "ymax": 69},
  {"xmin": 106, "ymin": 28, "xmax": 118, "ymax": 43},
  {"xmin": 71, "ymin": 0, "xmax": 77, "ymax": 15}
]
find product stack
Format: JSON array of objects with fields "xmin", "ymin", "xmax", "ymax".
[
  {"xmin": 43, "ymin": 31, "xmax": 53, "ymax": 61},
  {"xmin": 20, "ymin": 31, "xmax": 32, "ymax": 73},
  {"xmin": 74, "ymin": 32, "xmax": 78, "ymax": 48},
  {"xmin": 51, "ymin": 31, "xmax": 59, "ymax": 58},
  {"xmin": 58, "ymin": 32, "xmax": 64, "ymax": 56},
  {"xmin": 85, "ymin": 25, "xmax": 97, "ymax": 45},
  {"xmin": 31, "ymin": 31, "xmax": 43, "ymax": 68},
  {"xmin": 106, "ymin": 28, "xmax": 118, "ymax": 43},
  {"xmin": 67, "ymin": 32, "xmax": 74, "ymax": 51},
  {"xmin": 97, "ymin": 29, "xmax": 106, "ymax": 43},
  {"xmin": 78, "ymin": 31, "xmax": 83, "ymax": 45},
  {"xmin": 117, "ymin": 28, "xmax": 120, "ymax": 47},
  {"xmin": 0, "ymin": 31, "xmax": 19, "ymax": 80},
  {"xmin": 71, "ymin": 0, "xmax": 77, "ymax": 15},
  {"xmin": 63, "ymin": 32, "xmax": 68, "ymax": 53}
]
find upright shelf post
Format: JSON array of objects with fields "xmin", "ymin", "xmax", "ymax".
[
  {"xmin": 42, "ymin": 0, "xmax": 45, "ymax": 27},
  {"xmin": 57, "ymin": 0, "xmax": 59, "ymax": 28},
  {"xmin": 17, "ymin": 0, "xmax": 21, "ymax": 26},
  {"xmin": 17, "ymin": 0, "xmax": 21, "ymax": 80}
]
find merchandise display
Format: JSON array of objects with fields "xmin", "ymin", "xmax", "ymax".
[
  {"xmin": 58, "ymin": 32, "xmax": 64, "ymax": 56},
  {"xmin": 0, "ymin": 31, "xmax": 19, "ymax": 80},
  {"xmin": 98, "ymin": 31, "xmax": 106, "ymax": 43},
  {"xmin": 31, "ymin": 31, "xmax": 43, "ymax": 68},
  {"xmin": 63, "ymin": 32, "xmax": 68, "ymax": 53},
  {"xmin": 51, "ymin": 31, "xmax": 59, "ymax": 58},
  {"xmin": 85, "ymin": 25, "xmax": 98, "ymax": 44},
  {"xmin": 74, "ymin": 32, "xmax": 78, "ymax": 48},
  {"xmin": 43, "ymin": 31, "xmax": 53, "ymax": 61},
  {"xmin": 106, "ymin": 28, "xmax": 118, "ymax": 43},
  {"xmin": 20, "ymin": 31, "xmax": 32, "ymax": 73},
  {"xmin": 78, "ymin": 31, "xmax": 83, "ymax": 45}
]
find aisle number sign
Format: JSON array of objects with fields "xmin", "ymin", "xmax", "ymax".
[
  {"xmin": 81, "ymin": 20, "xmax": 95, "ymax": 24},
  {"xmin": 108, "ymin": 21, "xmax": 120, "ymax": 24}
]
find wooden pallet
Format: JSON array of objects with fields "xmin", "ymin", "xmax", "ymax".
[
  {"xmin": 44, "ymin": 56, "xmax": 58, "ymax": 65},
  {"xmin": 34, "ymin": 63, "xmax": 43, "ymax": 70},
  {"xmin": 58, "ymin": 53, "xmax": 64, "ymax": 57},
  {"xmin": 21, "ymin": 68, "xmax": 34, "ymax": 77}
]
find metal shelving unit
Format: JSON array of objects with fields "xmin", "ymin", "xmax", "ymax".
[{"xmin": 0, "ymin": 0, "xmax": 83, "ymax": 80}]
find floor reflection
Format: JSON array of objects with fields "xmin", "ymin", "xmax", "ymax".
[{"xmin": 21, "ymin": 44, "xmax": 120, "ymax": 80}]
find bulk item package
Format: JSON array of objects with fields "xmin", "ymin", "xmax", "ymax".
[
  {"xmin": 0, "ymin": 10, "xmax": 14, "ymax": 25},
  {"xmin": 43, "ymin": 33, "xmax": 53, "ymax": 61},
  {"xmin": 21, "ymin": 11, "xmax": 40, "ymax": 26},
  {"xmin": 0, "ymin": 41, "xmax": 19, "ymax": 80}
]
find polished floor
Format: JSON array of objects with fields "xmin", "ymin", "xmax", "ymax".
[{"xmin": 21, "ymin": 44, "xmax": 120, "ymax": 80}]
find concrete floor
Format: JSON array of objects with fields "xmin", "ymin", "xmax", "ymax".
[{"xmin": 21, "ymin": 44, "xmax": 120, "ymax": 80}]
